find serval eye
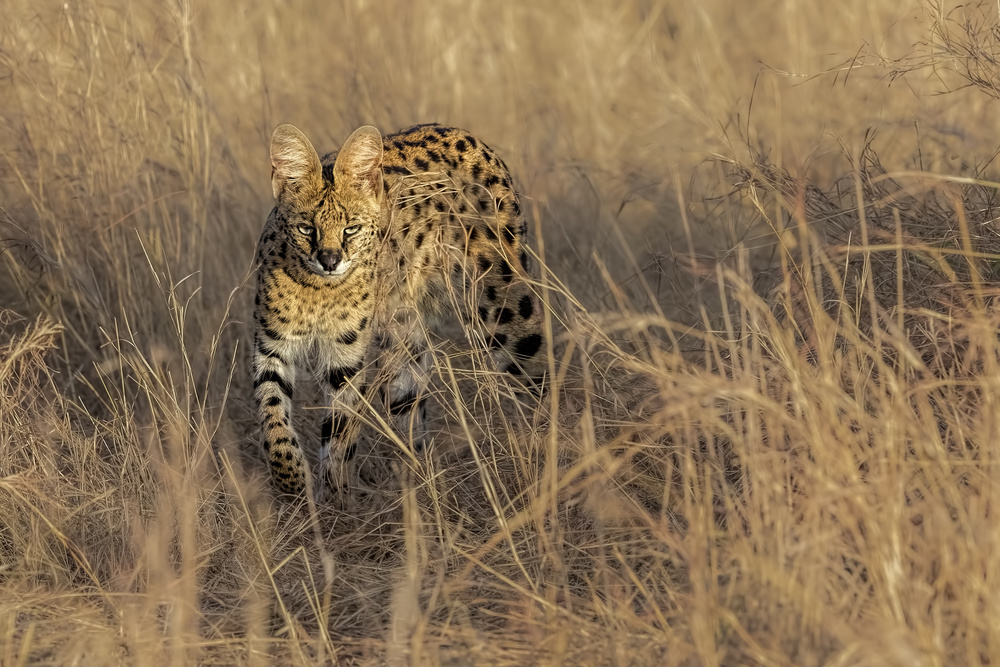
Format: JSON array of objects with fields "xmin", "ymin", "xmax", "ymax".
[
  {"xmin": 296, "ymin": 224, "xmax": 315, "ymax": 236},
  {"xmin": 344, "ymin": 225, "xmax": 361, "ymax": 236}
]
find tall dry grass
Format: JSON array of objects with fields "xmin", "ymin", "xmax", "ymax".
[{"xmin": 1, "ymin": 0, "xmax": 999, "ymax": 664}]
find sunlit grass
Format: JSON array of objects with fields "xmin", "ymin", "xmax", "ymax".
[{"xmin": 2, "ymin": 1, "xmax": 999, "ymax": 664}]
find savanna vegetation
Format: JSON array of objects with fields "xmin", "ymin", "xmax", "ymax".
[{"xmin": 2, "ymin": 1, "xmax": 998, "ymax": 664}]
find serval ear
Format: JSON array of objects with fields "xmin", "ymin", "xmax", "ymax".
[
  {"xmin": 333, "ymin": 125, "xmax": 384, "ymax": 201},
  {"xmin": 270, "ymin": 124, "xmax": 322, "ymax": 202}
]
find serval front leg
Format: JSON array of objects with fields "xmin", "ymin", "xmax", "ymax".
[
  {"xmin": 252, "ymin": 333, "xmax": 307, "ymax": 496},
  {"xmin": 382, "ymin": 323, "xmax": 434, "ymax": 456},
  {"xmin": 316, "ymin": 335, "xmax": 371, "ymax": 504}
]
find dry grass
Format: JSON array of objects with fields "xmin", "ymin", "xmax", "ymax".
[{"xmin": 2, "ymin": 1, "xmax": 999, "ymax": 665}]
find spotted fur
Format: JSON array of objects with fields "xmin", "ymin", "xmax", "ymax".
[{"xmin": 252, "ymin": 123, "xmax": 544, "ymax": 498}]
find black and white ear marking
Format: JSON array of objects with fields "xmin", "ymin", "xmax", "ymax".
[
  {"xmin": 334, "ymin": 125, "xmax": 384, "ymax": 200},
  {"xmin": 270, "ymin": 124, "xmax": 323, "ymax": 201}
]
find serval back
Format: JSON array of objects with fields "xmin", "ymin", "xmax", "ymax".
[{"xmin": 252, "ymin": 122, "xmax": 544, "ymax": 499}]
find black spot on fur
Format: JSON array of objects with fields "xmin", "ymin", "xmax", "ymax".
[
  {"xmin": 502, "ymin": 225, "xmax": 515, "ymax": 244},
  {"xmin": 358, "ymin": 316, "xmax": 368, "ymax": 331},
  {"xmin": 263, "ymin": 326, "xmax": 284, "ymax": 342},
  {"xmin": 414, "ymin": 157, "xmax": 429, "ymax": 171},
  {"xmin": 414, "ymin": 232, "xmax": 425, "ymax": 249},
  {"xmin": 328, "ymin": 365, "xmax": 360, "ymax": 390},
  {"xmin": 519, "ymin": 295, "xmax": 533, "ymax": 319},
  {"xmin": 486, "ymin": 285, "xmax": 497, "ymax": 301},
  {"xmin": 338, "ymin": 330, "xmax": 358, "ymax": 345},
  {"xmin": 256, "ymin": 370, "xmax": 293, "ymax": 399},
  {"xmin": 455, "ymin": 139, "xmax": 467, "ymax": 152},
  {"xmin": 468, "ymin": 227, "xmax": 478, "ymax": 242},
  {"xmin": 489, "ymin": 332, "xmax": 508, "ymax": 349},
  {"xmin": 256, "ymin": 339, "xmax": 284, "ymax": 361},
  {"xmin": 504, "ymin": 362, "xmax": 523, "ymax": 376},
  {"xmin": 483, "ymin": 174, "xmax": 499, "ymax": 188},
  {"xmin": 496, "ymin": 307, "xmax": 515, "ymax": 324},
  {"xmin": 477, "ymin": 256, "xmax": 492, "ymax": 273},
  {"xmin": 435, "ymin": 200, "xmax": 446, "ymax": 212},
  {"xmin": 498, "ymin": 258, "xmax": 513, "ymax": 282},
  {"xmin": 514, "ymin": 334, "xmax": 543, "ymax": 358},
  {"xmin": 520, "ymin": 250, "xmax": 530, "ymax": 271},
  {"xmin": 478, "ymin": 305, "xmax": 489, "ymax": 322},
  {"xmin": 322, "ymin": 414, "xmax": 348, "ymax": 440},
  {"xmin": 472, "ymin": 163, "xmax": 482, "ymax": 180},
  {"xmin": 385, "ymin": 165, "xmax": 413, "ymax": 175},
  {"xmin": 427, "ymin": 150, "xmax": 441, "ymax": 162},
  {"xmin": 483, "ymin": 226, "xmax": 497, "ymax": 241},
  {"xmin": 465, "ymin": 135, "xmax": 478, "ymax": 149},
  {"xmin": 264, "ymin": 417, "xmax": 287, "ymax": 430}
]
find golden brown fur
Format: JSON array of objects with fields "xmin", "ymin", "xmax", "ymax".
[{"xmin": 252, "ymin": 123, "xmax": 543, "ymax": 498}]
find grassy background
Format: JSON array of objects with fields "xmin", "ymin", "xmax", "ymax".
[{"xmin": 2, "ymin": 0, "xmax": 999, "ymax": 664}]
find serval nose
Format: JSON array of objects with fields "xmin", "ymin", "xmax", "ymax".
[{"xmin": 317, "ymin": 248, "xmax": 342, "ymax": 272}]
